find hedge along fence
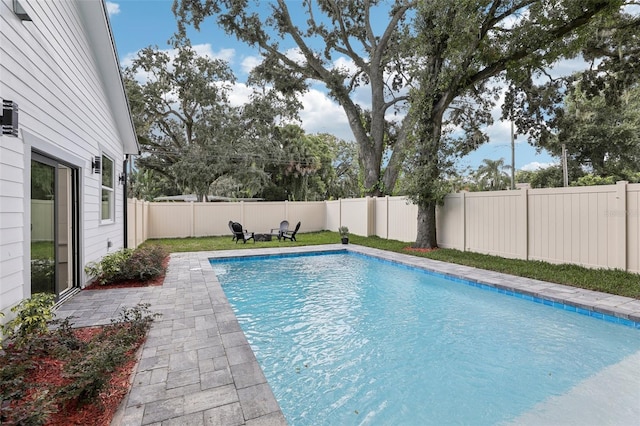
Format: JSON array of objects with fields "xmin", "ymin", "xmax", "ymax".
[{"xmin": 127, "ymin": 181, "xmax": 640, "ymax": 274}]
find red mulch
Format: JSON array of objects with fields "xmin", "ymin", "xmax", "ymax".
[
  {"xmin": 7, "ymin": 327, "xmax": 145, "ymax": 426},
  {"xmin": 403, "ymin": 246, "xmax": 439, "ymax": 254}
]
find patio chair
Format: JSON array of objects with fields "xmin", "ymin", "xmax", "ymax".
[
  {"xmin": 231, "ymin": 222, "xmax": 255, "ymax": 244},
  {"xmin": 281, "ymin": 221, "xmax": 301, "ymax": 242},
  {"xmin": 270, "ymin": 220, "xmax": 289, "ymax": 241},
  {"xmin": 228, "ymin": 220, "xmax": 237, "ymax": 241}
]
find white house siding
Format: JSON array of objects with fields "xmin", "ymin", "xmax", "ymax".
[{"xmin": 0, "ymin": 0, "xmax": 137, "ymax": 315}]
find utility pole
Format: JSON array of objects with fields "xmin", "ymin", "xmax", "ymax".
[
  {"xmin": 510, "ymin": 119, "xmax": 515, "ymax": 189},
  {"xmin": 562, "ymin": 144, "xmax": 569, "ymax": 187}
]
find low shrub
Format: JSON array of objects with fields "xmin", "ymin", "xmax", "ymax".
[
  {"xmin": 60, "ymin": 305, "xmax": 158, "ymax": 404},
  {"xmin": 85, "ymin": 245, "xmax": 168, "ymax": 286},
  {"xmin": 126, "ymin": 245, "xmax": 168, "ymax": 281},
  {"xmin": 0, "ymin": 293, "xmax": 55, "ymax": 348}
]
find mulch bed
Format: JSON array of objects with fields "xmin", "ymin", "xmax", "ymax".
[
  {"xmin": 30, "ymin": 327, "xmax": 142, "ymax": 426},
  {"xmin": 34, "ymin": 259, "xmax": 166, "ymax": 425}
]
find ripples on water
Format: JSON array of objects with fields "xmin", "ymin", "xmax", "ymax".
[{"xmin": 213, "ymin": 254, "xmax": 640, "ymax": 425}]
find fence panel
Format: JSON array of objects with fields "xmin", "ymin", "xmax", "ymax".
[
  {"xmin": 373, "ymin": 197, "xmax": 388, "ymax": 239},
  {"xmin": 286, "ymin": 201, "xmax": 326, "ymax": 233},
  {"xmin": 387, "ymin": 197, "xmax": 418, "ymax": 242},
  {"xmin": 326, "ymin": 200, "xmax": 341, "ymax": 233},
  {"xmin": 31, "ymin": 200, "xmax": 53, "ymax": 242},
  {"xmin": 438, "ymin": 194, "xmax": 464, "ymax": 250},
  {"xmin": 527, "ymin": 185, "xmax": 619, "ymax": 269},
  {"xmin": 465, "ymin": 190, "xmax": 525, "ymax": 259},
  {"xmin": 148, "ymin": 203, "xmax": 193, "ymax": 238},
  {"xmin": 340, "ymin": 198, "xmax": 369, "ymax": 236},
  {"xmin": 193, "ymin": 203, "xmax": 244, "ymax": 237}
]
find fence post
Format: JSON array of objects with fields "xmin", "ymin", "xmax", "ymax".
[
  {"xmin": 366, "ymin": 196, "xmax": 373, "ymax": 236},
  {"xmin": 386, "ymin": 195, "xmax": 390, "ymax": 240},
  {"xmin": 190, "ymin": 202, "xmax": 195, "ymax": 238},
  {"xmin": 518, "ymin": 188, "xmax": 529, "ymax": 260},
  {"xmin": 461, "ymin": 192, "xmax": 466, "ymax": 252},
  {"xmin": 615, "ymin": 181, "xmax": 628, "ymax": 271}
]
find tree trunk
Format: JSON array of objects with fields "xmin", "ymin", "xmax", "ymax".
[{"xmin": 414, "ymin": 200, "xmax": 438, "ymax": 249}]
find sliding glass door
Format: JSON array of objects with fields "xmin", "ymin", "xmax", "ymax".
[{"xmin": 30, "ymin": 153, "xmax": 78, "ymax": 299}]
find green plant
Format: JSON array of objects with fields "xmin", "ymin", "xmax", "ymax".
[
  {"xmin": 0, "ymin": 388, "xmax": 56, "ymax": 426},
  {"xmin": 85, "ymin": 248, "xmax": 133, "ymax": 285},
  {"xmin": 85, "ymin": 245, "xmax": 168, "ymax": 286},
  {"xmin": 0, "ymin": 293, "xmax": 55, "ymax": 348},
  {"xmin": 338, "ymin": 226, "xmax": 349, "ymax": 237},
  {"xmin": 59, "ymin": 304, "xmax": 158, "ymax": 404},
  {"xmin": 126, "ymin": 245, "xmax": 168, "ymax": 281}
]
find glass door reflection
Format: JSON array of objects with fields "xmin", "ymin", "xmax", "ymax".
[
  {"xmin": 31, "ymin": 159, "xmax": 56, "ymax": 294},
  {"xmin": 31, "ymin": 154, "xmax": 77, "ymax": 298}
]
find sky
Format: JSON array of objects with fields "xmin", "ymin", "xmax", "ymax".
[{"xmin": 107, "ymin": 0, "xmax": 575, "ymax": 173}]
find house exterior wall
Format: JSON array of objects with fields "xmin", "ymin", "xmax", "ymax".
[{"xmin": 1, "ymin": 0, "xmax": 137, "ymax": 316}]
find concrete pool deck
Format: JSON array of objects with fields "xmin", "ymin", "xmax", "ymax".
[{"xmin": 54, "ymin": 244, "xmax": 640, "ymax": 425}]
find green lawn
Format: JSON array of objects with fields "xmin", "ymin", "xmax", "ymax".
[{"xmin": 141, "ymin": 231, "xmax": 640, "ymax": 299}]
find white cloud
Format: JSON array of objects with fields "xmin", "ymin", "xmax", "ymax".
[
  {"xmin": 228, "ymin": 83, "xmax": 253, "ymax": 107},
  {"xmin": 521, "ymin": 161, "xmax": 557, "ymax": 171},
  {"xmin": 284, "ymin": 48, "xmax": 306, "ymax": 66},
  {"xmin": 241, "ymin": 56, "xmax": 262, "ymax": 74},
  {"xmin": 192, "ymin": 44, "xmax": 235, "ymax": 63},
  {"xmin": 105, "ymin": 2, "xmax": 120, "ymax": 16},
  {"xmin": 299, "ymin": 89, "xmax": 351, "ymax": 140},
  {"xmin": 332, "ymin": 56, "xmax": 359, "ymax": 75}
]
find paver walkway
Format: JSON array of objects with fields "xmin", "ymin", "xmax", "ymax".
[{"xmin": 55, "ymin": 244, "xmax": 640, "ymax": 425}]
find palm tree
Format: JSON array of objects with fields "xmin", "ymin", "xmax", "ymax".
[{"xmin": 474, "ymin": 158, "xmax": 510, "ymax": 191}]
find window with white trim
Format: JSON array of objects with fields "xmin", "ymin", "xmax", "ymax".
[{"xmin": 101, "ymin": 154, "xmax": 114, "ymax": 221}]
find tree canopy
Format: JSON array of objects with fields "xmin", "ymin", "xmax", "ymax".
[
  {"xmin": 553, "ymin": 83, "xmax": 640, "ymax": 180},
  {"xmin": 173, "ymin": 0, "xmax": 416, "ymax": 196},
  {"xmin": 125, "ymin": 42, "xmax": 246, "ymax": 201}
]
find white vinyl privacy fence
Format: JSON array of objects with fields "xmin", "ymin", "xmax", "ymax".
[{"xmin": 128, "ymin": 181, "xmax": 640, "ymax": 273}]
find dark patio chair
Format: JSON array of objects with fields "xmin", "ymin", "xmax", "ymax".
[
  {"xmin": 231, "ymin": 222, "xmax": 255, "ymax": 244},
  {"xmin": 228, "ymin": 220, "xmax": 237, "ymax": 241},
  {"xmin": 281, "ymin": 221, "xmax": 301, "ymax": 242},
  {"xmin": 271, "ymin": 220, "xmax": 289, "ymax": 241}
]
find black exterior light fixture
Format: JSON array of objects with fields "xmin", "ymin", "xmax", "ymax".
[
  {"xmin": 13, "ymin": 0, "xmax": 32, "ymax": 21},
  {"xmin": 1, "ymin": 100, "xmax": 19, "ymax": 136},
  {"xmin": 92, "ymin": 156, "xmax": 102, "ymax": 174}
]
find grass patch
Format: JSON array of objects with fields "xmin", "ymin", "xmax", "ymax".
[{"xmin": 142, "ymin": 232, "xmax": 640, "ymax": 299}]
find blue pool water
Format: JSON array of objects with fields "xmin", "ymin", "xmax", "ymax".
[{"xmin": 211, "ymin": 253, "xmax": 640, "ymax": 425}]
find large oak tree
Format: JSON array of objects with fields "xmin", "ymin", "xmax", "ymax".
[
  {"xmin": 406, "ymin": 0, "xmax": 622, "ymax": 247},
  {"xmin": 173, "ymin": 0, "xmax": 416, "ymax": 196}
]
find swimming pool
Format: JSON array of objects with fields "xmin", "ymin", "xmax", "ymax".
[{"xmin": 211, "ymin": 251, "xmax": 640, "ymax": 425}]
